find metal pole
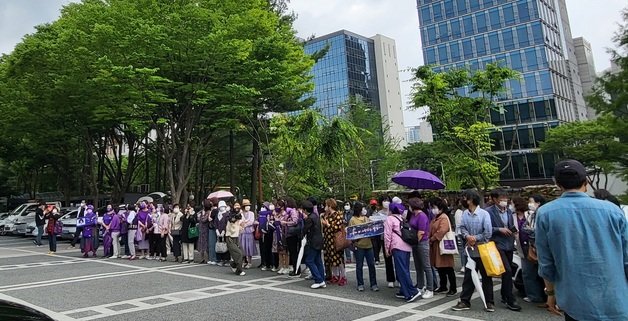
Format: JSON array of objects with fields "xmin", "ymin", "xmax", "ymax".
[
  {"xmin": 440, "ymin": 161, "xmax": 446, "ymax": 185},
  {"xmin": 229, "ymin": 130, "xmax": 234, "ymax": 194},
  {"xmin": 369, "ymin": 160, "xmax": 375, "ymax": 191}
]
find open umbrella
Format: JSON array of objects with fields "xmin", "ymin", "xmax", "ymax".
[
  {"xmin": 207, "ymin": 190, "xmax": 234, "ymax": 199},
  {"xmin": 392, "ymin": 169, "xmax": 445, "ymax": 190},
  {"xmin": 465, "ymin": 247, "xmax": 487, "ymax": 309}
]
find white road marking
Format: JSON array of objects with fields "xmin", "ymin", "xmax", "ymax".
[
  {"xmin": 0, "ymin": 259, "xmax": 87, "ymax": 271},
  {"xmin": 0, "ymin": 292, "xmax": 75, "ymax": 321}
]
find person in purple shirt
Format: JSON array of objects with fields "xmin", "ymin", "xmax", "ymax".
[
  {"xmin": 108, "ymin": 207, "xmax": 121, "ymax": 258},
  {"xmin": 408, "ymin": 197, "xmax": 434, "ymax": 299},
  {"xmin": 81, "ymin": 205, "xmax": 99, "ymax": 258},
  {"xmin": 102, "ymin": 204, "xmax": 115, "ymax": 258},
  {"xmin": 135, "ymin": 202, "xmax": 152, "ymax": 259}
]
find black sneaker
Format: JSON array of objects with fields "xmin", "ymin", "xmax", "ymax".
[
  {"xmin": 406, "ymin": 291, "xmax": 422, "ymax": 303},
  {"xmin": 288, "ymin": 272, "xmax": 301, "ymax": 278},
  {"xmin": 485, "ymin": 303, "xmax": 495, "ymax": 312},
  {"xmin": 434, "ymin": 287, "xmax": 448, "ymax": 293},
  {"xmin": 446, "ymin": 290, "xmax": 458, "ymax": 297},
  {"xmin": 394, "ymin": 293, "xmax": 405, "ymax": 299},
  {"xmin": 506, "ymin": 302, "xmax": 522, "ymax": 311},
  {"xmin": 452, "ymin": 302, "xmax": 470, "ymax": 311}
]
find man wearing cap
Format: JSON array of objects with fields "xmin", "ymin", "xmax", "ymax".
[{"xmin": 536, "ymin": 159, "xmax": 628, "ymax": 321}]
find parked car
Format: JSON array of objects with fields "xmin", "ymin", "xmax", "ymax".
[
  {"xmin": 0, "ymin": 213, "xmax": 10, "ymax": 235},
  {"xmin": 2, "ymin": 202, "xmax": 62, "ymax": 235},
  {"xmin": 14, "ymin": 211, "xmax": 36, "ymax": 236}
]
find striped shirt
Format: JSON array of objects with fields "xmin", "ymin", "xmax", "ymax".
[{"xmin": 459, "ymin": 207, "xmax": 492, "ymax": 243}]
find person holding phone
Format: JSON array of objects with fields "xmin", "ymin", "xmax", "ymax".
[
  {"xmin": 486, "ymin": 189, "xmax": 521, "ymax": 312},
  {"xmin": 44, "ymin": 206, "xmax": 62, "ymax": 254},
  {"xmin": 34, "ymin": 201, "xmax": 46, "ymax": 247}
]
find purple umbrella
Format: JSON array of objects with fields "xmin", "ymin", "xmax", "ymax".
[{"xmin": 392, "ymin": 169, "xmax": 445, "ymax": 190}]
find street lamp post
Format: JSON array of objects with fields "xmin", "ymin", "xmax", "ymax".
[{"xmin": 369, "ymin": 159, "xmax": 380, "ymax": 191}]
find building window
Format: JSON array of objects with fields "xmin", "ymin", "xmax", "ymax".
[
  {"xmin": 510, "ymin": 51, "xmax": 522, "ymax": 70},
  {"xmin": 433, "ymin": 2, "xmax": 443, "ymax": 21},
  {"xmin": 451, "ymin": 19, "xmax": 462, "ymax": 38},
  {"xmin": 489, "ymin": 8, "xmax": 501, "ymax": 30},
  {"xmin": 517, "ymin": 0, "xmax": 530, "ymax": 21},
  {"xmin": 462, "ymin": 39, "xmax": 474, "ymax": 59},
  {"xmin": 426, "ymin": 47, "xmax": 436, "ymax": 64},
  {"xmin": 445, "ymin": 0, "xmax": 456, "ymax": 18},
  {"xmin": 463, "ymin": 16, "xmax": 474, "ymax": 36},
  {"xmin": 439, "ymin": 23, "xmax": 450, "ymax": 41},
  {"xmin": 518, "ymin": 127, "xmax": 534, "ymax": 149},
  {"xmin": 502, "ymin": 29, "xmax": 515, "ymax": 50},
  {"xmin": 517, "ymin": 25, "xmax": 530, "ymax": 47},
  {"xmin": 534, "ymin": 100, "xmax": 548, "ymax": 120},
  {"xmin": 421, "ymin": 6, "xmax": 432, "ymax": 24},
  {"xmin": 503, "ymin": 4, "xmax": 515, "ymax": 25},
  {"xmin": 476, "ymin": 12, "xmax": 488, "ymax": 33},
  {"xmin": 438, "ymin": 45, "xmax": 449, "ymax": 63},
  {"xmin": 475, "ymin": 36, "xmax": 487, "ymax": 55},
  {"xmin": 489, "ymin": 32, "xmax": 500, "ymax": 54},
  {"xmin": 457, "ymin": 0, "xmax": 468, "ymax": 14},
  {"xmin": 450, "ymin": 42, "xmax": 461, "ymax": 60},
  {"xmin": 490, "ymin": 130, "xmax": 504, "ymax": 151},
  {"xmin": 469, "ymin": 0, "xmax": 481, "ymax": 11}
]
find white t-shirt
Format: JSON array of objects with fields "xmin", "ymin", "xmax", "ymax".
[{"xmin": 454, "ymin": 209, "xmax": 464, "ymax": 235}]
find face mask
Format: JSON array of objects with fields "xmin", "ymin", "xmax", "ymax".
[
  {"xmin": 268, "ymin": 205, "xmax": 275, "ymax": 211},
  {"xmin": 361, "ymin": 208, "xmax": 367, "ymax": 216},
  {"xmin": 528, "ymin": 203, "xmax": 537, "ymax": 211},
  {"xmin": 433, "ymin": 207, "xmax": 441, "ymax": 215},
  {"xmin": 382, "ymin": 201, "xmax": 390, "ymax": 209},
  {"xmin": 107, "ymin": 206, "xmax": 112, "ymax": 211},
  {"xmin": 219, "ymin": 206, "xmax": 226, "ymax": 212},
  {"xmin": 499, "ymin": 201, "xmax": 509, "ymax": 208},
  {"xmin": 234, "ymin": 207, "xmax": 241, "ymax": 211},
  {"xmin": 344, "ymin": 205, "xmax": 350, "ymax": 211},
  {"xmin": 139, "ymin": 203, "xmax": 147, "ymax": 210},
  {"xmin": 509, "ymin": 205, "xmax": 515, "ymax": 212},
  {"xmin": 174, "ymin": 208, "xmax": 180, "ymax": 214},
  {"xmin": 52, "ymin": 210, "xmax": 58, "ymax": 214},
  {"xmin": 226, "ymin": 206, "xmax": 231, "ymax": 212},
  {"xmin": 401, "ymin": 210, "xmax": 408, "ymax": 219},
  {"xmin": 80, "ymin": 203, "xmax": 86, "ymax": 207},
  {"xmin": 244, "ymin": 206, "xmax": 251, "ymax": 211}
]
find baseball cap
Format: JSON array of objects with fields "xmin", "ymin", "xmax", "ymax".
[
  {"xmin": 369, "ymin": 199, "xmax": 377, "ymax": 206},
  {"xmin": 554, "ymin": 159, "xmax": 587, "ymax": 185}
]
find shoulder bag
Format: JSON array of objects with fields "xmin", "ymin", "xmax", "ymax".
[
  {"xmin": 215, "ymin": 236, "xmax": 228, "ymax": 253},
  {"xmin": 439, "ymin": 216, "xmax": 458, "ymax": 255}
]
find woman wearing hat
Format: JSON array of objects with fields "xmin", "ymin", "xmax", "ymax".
[{"xmin": 239, "ymin": 199, "xmax": 257, "ymax": 268}]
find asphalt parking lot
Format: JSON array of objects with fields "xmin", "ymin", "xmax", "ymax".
[{"xmin": 0, "ymin": 235, "xmax": 562, "ymax": 321}]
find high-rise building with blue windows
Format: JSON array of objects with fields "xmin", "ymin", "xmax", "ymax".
[
  {"xmin": 304, "ymin": 30, "xmax": 407, "ymax": 148},
  {"xmin": 417, "ymin": 0, "xmax": 590, "ymax": 186}
]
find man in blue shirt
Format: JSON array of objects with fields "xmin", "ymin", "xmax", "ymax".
[
  {"xmin": 536, "ymin": 159, "xmax": 628, "ymax": 321},
  {"xmin": 452, "ymin": 189, "xmax": 495, "ymax": 312},
  {"xmin": 486, "ymin": 189, "xmax": 521, "ymax": 311}
]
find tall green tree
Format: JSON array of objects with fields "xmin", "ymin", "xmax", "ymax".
[
  {"xmin": 588, "ymin": 9, "xmax": 628, "ymax": 181},
  {"xmin": 410, "ymin": 63, "xmax": 518, "ymax": 190}
]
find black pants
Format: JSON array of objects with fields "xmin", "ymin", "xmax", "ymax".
[
  {"xmin": 286, "ymin": 236, "xmax": 301, "ymax": 274},
  {"xmin": 158, "ymin": 235, "xmax": 167, "ymax": 258},
  {"xmin": 71, "ymin": 227, "xmax": 83, "ymax": 247},
  {"xmin": 120, "ymin": 233, "xmax": 131, "ymax": 256},
  {"xmin": 260, "ymin": 232, "xmax": 274, "ymax": 268},
  {"xmin": 149, "ymin": 234, "xmax": 159, "ymax": 256},
  {"xmin": 371, "ymin": 237, "xmax": 382, "ymax": 262},
  {"xmin": 498, "ymin": 250, "xmax": 516, "ymax": 304},
  {"xmin": 460, "ymin": 258, "xmax": 494, "ymax": 305},
  {"xmin": 172, "ymin": 234, "xmax": 182, "ymax": 258},
  {"xmin": 437, "ymin": 267, "xmax": 457, "ymax": 291},
  {"xmin": 384, "ymin": 253, "xmax": 395, "ymax": 282}
]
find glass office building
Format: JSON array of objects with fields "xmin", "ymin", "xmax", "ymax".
[
  {"xmin": 417, "ymin": 0, "xmax": 587, "ymax": 185},
  {"xmin": 304, "ymin": 30, "xmax": 380, "ymax": 118}
]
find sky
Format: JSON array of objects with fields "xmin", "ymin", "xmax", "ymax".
[{"xmin": 0, "ymin": 0, "xmax": 626, "ymax": 126}]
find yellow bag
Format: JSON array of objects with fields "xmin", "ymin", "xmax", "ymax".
[{"xmin": 478, "ymin": 241, "xmax": 505, "ymax": 277}]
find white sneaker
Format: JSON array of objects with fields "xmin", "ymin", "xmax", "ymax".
[
  {"xmin": 231, "ymin": 266, "xmax": 237, "ymax": 273},
  {"xmin": 459, "ymin": 267, "xmax": 465, "ymax": 273},
  {"xmin": 422, "ymin": 290, "xmax": 434, "ymax": 299},
  {"xmin": 261, "ymin": 267, "xmax": 268, "ymax": 271},
  {"xmin": 121, "ymin": 255, "xmax": 130, "ymax": 259},
  {"xmin": 238, "ymin": 271, "xmax": 246, "ymax": 276},
  {"xmin": 271, "ymin": 267, "xmax": 278, "ymax": 272},
  {"xmin": 388, "ymin": 282, "xmax": 394, "ymax": 288},
  {"xmin": 147, "ymin": 256, "xmax": 153, "ymax": 260},
  {"xmin": 311, "ymin": 282, "xmax": 326, "ymax": 289}
]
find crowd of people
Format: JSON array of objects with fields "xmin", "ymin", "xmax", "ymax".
[{"xmin": 33, "ymin": 160, "xmax": 627, "ymax": 320}]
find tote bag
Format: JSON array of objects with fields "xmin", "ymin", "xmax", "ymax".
[
  {"xmin": 478, "ymin": 241, "xmax": 505, "ymax": 277},
  {"xmin": 439, "ymin": 216, "xmax": 458, "ymax": 255},
  {"xmin": 215, "ymin": 236, "xmax": 228, "ymax": 253},
  {"xmin": 188, "ymin": 225, "xmax": 199, "ymax": 239}
]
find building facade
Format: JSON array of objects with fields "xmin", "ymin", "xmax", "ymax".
[
  {"xmin": 573, "ymin": 37, "xmax": 597, "ymax": 119},
  {"xmin": 405, "ymin": 122, "xmax": 434, "ymax": 144},
  {"xmin": 304, "ymin": 30, "xmax": 406, "ymax": 148},
  {"xmin": 417, "ymin": 0, "xmax": 589, "ymax": 186}
]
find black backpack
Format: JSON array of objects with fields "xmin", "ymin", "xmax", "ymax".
[{"xmin": 393, "ymin": 216, "xmax": 419, "ymax": 246}]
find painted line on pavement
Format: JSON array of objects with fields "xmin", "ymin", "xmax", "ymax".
[
  {"xmin": 0, "ymin": 259, "xmax": 88, "ymax": 271},
  {"xmin": 0, "ymin": 292, "xmax": 75, "ymax": 321}
]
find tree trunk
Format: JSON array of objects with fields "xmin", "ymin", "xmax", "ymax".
[{"xmin": 250, "ymin": 138, "xmax": 259, "ymax": 211}]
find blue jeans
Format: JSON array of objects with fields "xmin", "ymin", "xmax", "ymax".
[
  {"xmin": 208, "ymin": 229, "xmax": 217, "ymax": 262},
  {"xmin": 354, "ymin": 247, "xmax": 377, "ymax": 287},
  {"xmin": 304, "ymin": 247, "xmax": 325, "ymax": 284},
  {"xmin": 522, "ymin": 257, "xmax": 545, "ymax": 302},
  {"xmin": 36, "ymin": 225, "xmax": 44, "ymax": 245},
  {"xmin": 393, "ymin": 249, "xmax": 418, "ymax": 300},
  {"xmin": 412, "ymin": 240, "xmax": 434, "ymax": 291}
]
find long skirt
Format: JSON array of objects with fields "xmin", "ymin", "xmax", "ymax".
[
  {"xmin": 103, "ymin": 232, "xmax": 113, "ymax": 257},
  {"xmin": 81, "ymin": 237, "xmax": 98, "ymax": 254},
  {"xmin": 239, "ymin": 232, "xmax": 258, "ymax": 257},
  {"xmin": 136, "ymin": 229, "xmax": 149, "ymax": 250}
]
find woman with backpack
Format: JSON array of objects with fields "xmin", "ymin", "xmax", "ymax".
[
  {"xmin": 384, "ymin": 202, "xmax": 421, "ymax": 303},
  {"xmin": 44, "ymin": 206, "xmax": 62, "ymax": 254}
]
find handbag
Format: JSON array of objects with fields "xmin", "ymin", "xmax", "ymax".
[
  {"xmin": 54, "ymin": 221, "xmax": 63, "ymax": 236},
  {"xmin": 215, "ymin": 236, "xmax": 228, "ymax": 253},
  {"xmin": 527, "ymin": 243, "xmax": 538, "ymax": 263},
  {"xmin": 334, "ymin": 226, "xmax": 352, "ymax": 251},
  {"xmin": 188, "ymin": 225, "xmax": 199, "ymax": 239},
  {"xmin": 439, "ymin": 216, "xmax": 458, "ymax": 255},
  {"xmin": 254, "ymin": 226, "xmax": 262, "ymax": 240},
  {"xmin": 478, "ymin": 241, "xmax": 505, "ymax": 277}
]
